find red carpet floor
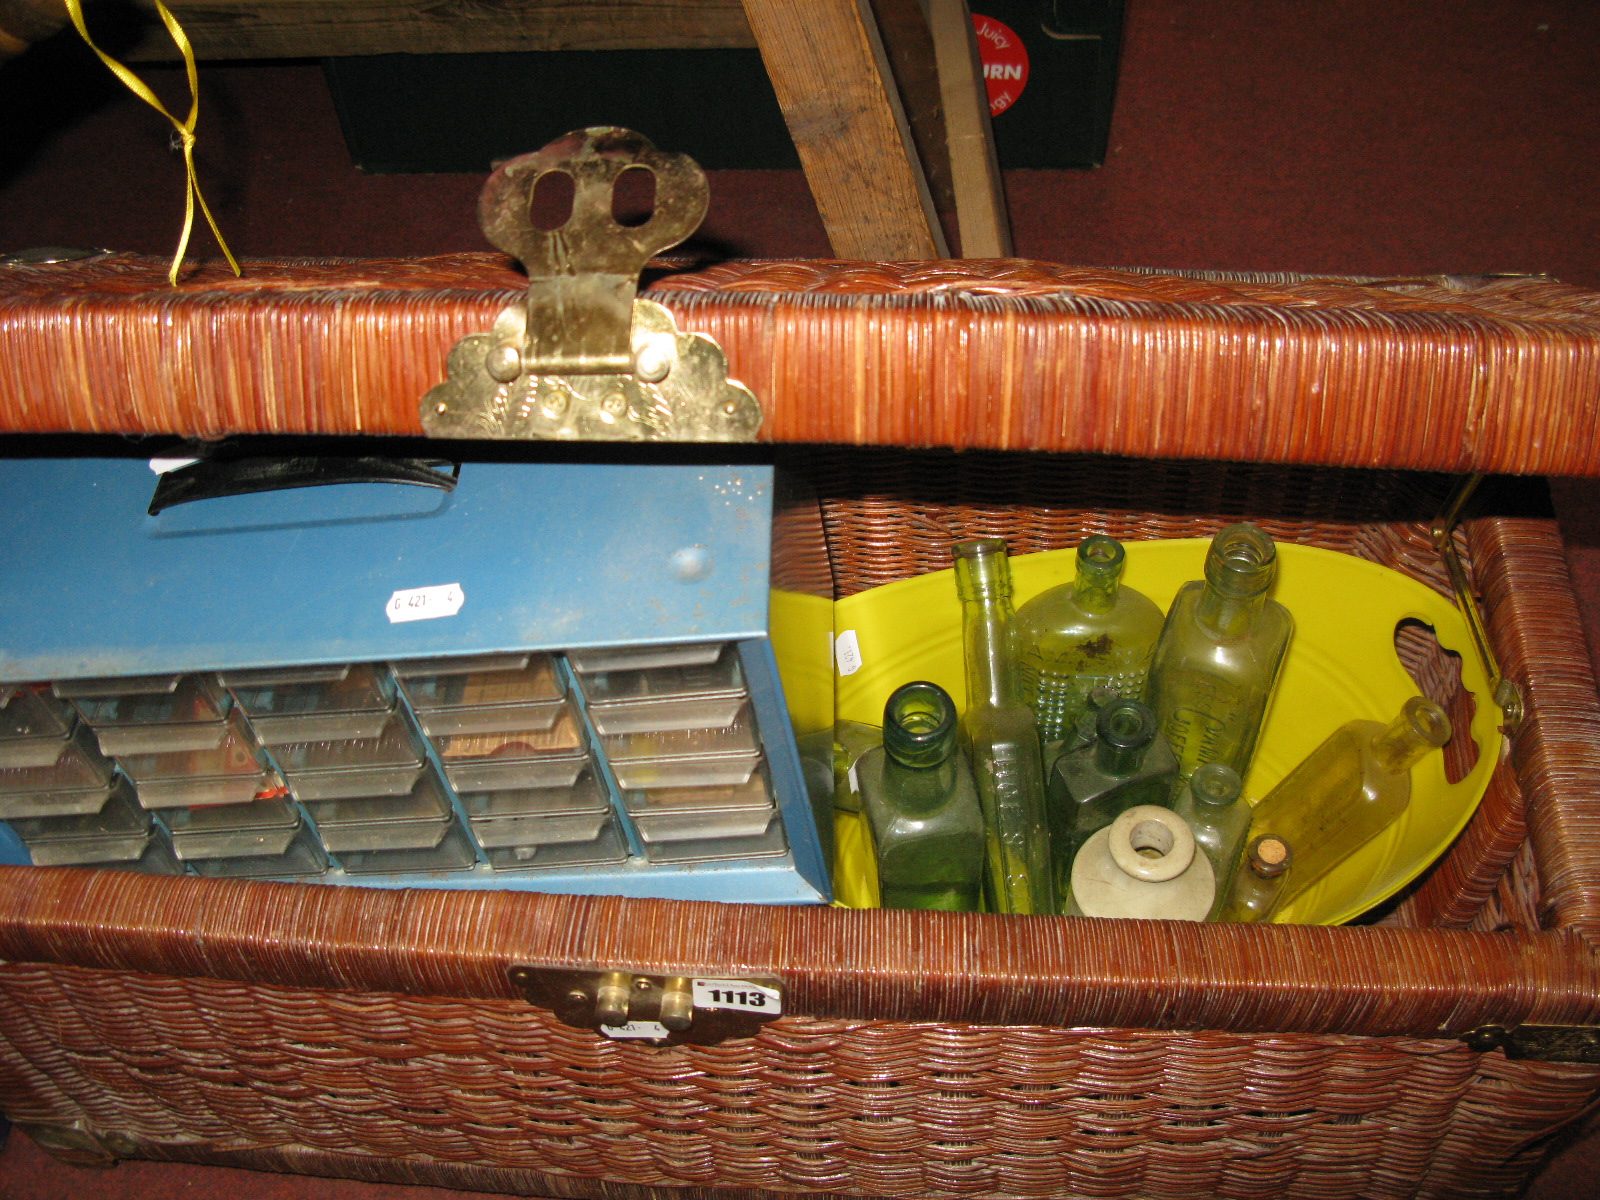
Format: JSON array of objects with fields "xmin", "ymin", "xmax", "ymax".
[{"xmin": 2, "ymin": 0, "xmax": 1599, "ymax": 1195}]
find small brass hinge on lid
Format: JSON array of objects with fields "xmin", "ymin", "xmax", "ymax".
[
  {"xmin": 510, "ymin": 964, "xmax": 785, "ymax": 1046},
  {"xmin": 422, "ymin": 127, "xmax": 762, "ymax": 442},
  {"xmin": 1460, "ymin": 1024, "xmax": 1600, "ymax": 1063}
]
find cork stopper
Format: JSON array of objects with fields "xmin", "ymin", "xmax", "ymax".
[{"xmin": 1249, "ymin": 834, "xmax": 1291, "ymax": 877}]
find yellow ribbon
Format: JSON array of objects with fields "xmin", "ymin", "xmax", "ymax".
[{"xmin": 64, "ymin": 0, "xmax": 241, "ymax": 284}]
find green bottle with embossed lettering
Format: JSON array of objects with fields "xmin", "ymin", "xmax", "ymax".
[
  {"xmin": 952, "ymin": 538, "xmax": 1056, "ymax": 915},
  {"xmin": 1146, "ymin": 523, "xmax": 1294, "ymax": 783},
  {"xmin": 1016, "ymin": 534, "xmax": 1164, "ymax": 741}
]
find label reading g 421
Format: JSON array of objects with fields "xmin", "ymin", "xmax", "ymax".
[
  {"xmin": 385, "ymin": 583, "xmax": 465, "ymax": 624},
  {"xmin": 692, "ymin": 978, "xmax": 782, "ymax": 1015}
]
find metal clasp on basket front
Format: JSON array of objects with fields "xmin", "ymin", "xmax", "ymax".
[
  {"xmin": 422, "ymin": 127, "xmax": 761, "ymax": 443},
  {"xmin": 1461, "ymin": 1024, "xmax": 1600, "ymax": 1063},
  {"xmin": 510, "ymin": 964, "xmax": 784, "ymax": 1045}
]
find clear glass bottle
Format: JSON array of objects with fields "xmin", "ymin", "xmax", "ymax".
[
  {"xmin": 1248, "ymin": 696, "xmax": 1451, "ymax": 910},
  {"xmin": 1049, "ymin": 697, "xmax": 1178, "ymax": 896},
  {"xmin": 952, "ymin": 538, "xmax": 1056, "ymax": 915},
  {"xmin": 855, "ymin": 682, "xmax": 984, "ymax": 912},
  {"xmin": 1146, "ymin": 523, "xmax": 1294, "ymax": 781},
  {"xmin": 1214, "ymin": 834, "xmax": 1291, "ymax": 923},
  {"xmin": 1169, "ymin": 762, "xmax": 1248, "ymax": 915},
  {"xmin": 1016, "ymin": 535, "xmax": 1165, "ymax": 742}
]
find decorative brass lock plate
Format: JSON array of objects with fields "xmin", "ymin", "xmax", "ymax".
[
  {"xmin": 510, "ymin": 964, "xmax": 785, "ymax": 1046},
  {"xmin": 423, "ymin": 128, "xmax": 762, "ymax": 442}
]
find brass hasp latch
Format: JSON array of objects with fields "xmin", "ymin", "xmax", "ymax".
[
  {"xmin": 423, "ymin": 127, "xmax": 761, "ymax": 442},
  {"xmin": 1460, "ymin": 1024, "xmax": 1600, "ymax": 1063},
  {"xmin": 510, "ymin": 964, "xmax": 785, "ymax": 1046}
]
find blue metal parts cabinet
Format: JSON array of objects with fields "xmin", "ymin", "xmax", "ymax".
[{"xmin": 0, "ymin": 453, "xmax": 833, "ymax": 904}]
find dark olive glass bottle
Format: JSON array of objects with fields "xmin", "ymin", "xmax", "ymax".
[
  {"xmin": 856, "ymin": 682, "xmax": 984, "ymax": 912},
  {"xmin": 1049, "ymin": 697, "xmax": 1178, "ymax": 897}
]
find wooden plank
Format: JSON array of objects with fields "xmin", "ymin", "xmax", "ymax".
[
  {"xmin": 927, "ymin": 0, "xmax": 1012, "ymax": 256},
  {"xmin": 119, "ymin": 0, "xmax": 754, "ymax": 61},
  {"xmin": 867, "ymin": 0, "xmax": 959, "ymax": 256},
  {"xmin": 741, "ymin": 0, "xmax": 945, "ymax": 260}
]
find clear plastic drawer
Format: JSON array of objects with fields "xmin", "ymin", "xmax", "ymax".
[
  {"xmin": 74, "ymin": 675, "xmax": 228, "ymax": 755},
  {"xmin": 458, "ymin": 771, "xmax": 609, "ymax": 820},
  {"xmin": 635, "ymin": 807, "xmax": 788, "ymax": 864},
  {"xmin": 118, "ymin": 713, "xmax": 283, "ymax": 808},
  {"xmin": 480, "ymin": 815, "xmax": 629, "ymax": 871},
  {"xmin": 228, "ymin": 663, "xmax": 395, "ymax": 744},
  {"xmin": 0, "ymin": 725, "xmax": 118, "ymax": 818},
  {"xmin": 164, "ymin": 795, "xmax": 302, "ymax": 859},
  {"xmin": 0, "ymin": 685, "xmax": 76, "ymax": 769},
  {"xmin": 275, "ymin": 716, "xmax": 426, "ymax": 801},
  {"xmin": 621, "ymin": 767, "xmax": 775, "ymax": 816},
  {"xmin": 336, "ymin": 819, "xmax": 479, "ymax": 874},
  {"xmin": 187, "ymin": 824, "xmax": 329, "ymax": 879},
  {"xmin": 566, "ymin": 642, "xmax": 724, "ymax": 674},
  {"xmin": 401, "ymin": 656, "xmax": 567, "ymax": 737}
]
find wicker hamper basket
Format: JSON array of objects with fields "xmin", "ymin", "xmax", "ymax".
[{"xmin": 0, "ymin": 253, "xmax": 1598, "ymax": 1200}]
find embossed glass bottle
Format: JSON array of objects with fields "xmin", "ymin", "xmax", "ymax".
[
  {"xmin": 1214, "ymin": 834, "xmax": 1292, "ymax": 923},
  {"xmin": 1049, "ymin": 697, "xmax": 1178, "ymax": 893},
  {"xmin": 856, "ymin": 682, "xmax": 984, "ymax": 912},
  {"xmin": 952, "ymin": 538, "xmax": 1056, "ymax": 915},
  {"xmin": 1146, "ymin": 523, "xmax": 1294, "ymax": 781},
  {"xmin": 1169, "ymin": 761, "xmax": 1249, "ymax": 915},
  {"xmin": 1248, "ymin": 696, "xmax": 1451, "ymax": 911},
  {"xmin": 1016, "ymin": 535, "xmax": 1164, "ymax": 741}
]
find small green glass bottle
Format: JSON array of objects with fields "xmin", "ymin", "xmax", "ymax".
[
  {"xmin": 952, "ymin": 538, "xmax": 1057, "ymax": 915},
  {"xmin": 1049, "ymin": 697, "xmax": 1179, "ymax": 895},
  {"xmin": 1016, "ymin": 535, "xmax": 1165, "ymax": 742},
  {"xmin": 1169, "ymin": 762, "xmax": 1249, "ymax": 916},
  {"xmin": 1248, "ymin": 696, "xmax": 1451, "ymax": 911},
  {"xmin": 855, "ymin": 682, "xmax": 984, "ymax": 912},
  {"xmin": 1214, "ymin": 834, "xmax": 1292, "ymax": 923},
  {"xmin": 1146, "ymin": 523, "xmax": 1295, "ymax": 782}
]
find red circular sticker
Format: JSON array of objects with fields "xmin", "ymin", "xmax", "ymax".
[{"xmin": 972, "ymin": 14, "xmax": 1030, "ymax": 117}]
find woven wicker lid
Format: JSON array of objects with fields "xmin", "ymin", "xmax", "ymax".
[{"xmin": 3, "ymin": 252, "xmax": 1599, "ymax": 476}]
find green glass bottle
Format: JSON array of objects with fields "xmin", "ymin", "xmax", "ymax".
[
  {"xmin": 1214, "ymin": 834, "xmax": 1292, "ymax": 923},
  {"xmin": 1049, "ymin": 697, "xmax": 1178, "ymax": 897},
  {"xmin": 1169, "ymin": 762, "xmax": 1249, "ymax": 916},
  {"xmin": 828, "ymin": 719, "xmax": 885, "ymax": 814},
  {"xmin": 1248, "ymin": 696, "xmax": 1451, "ymax": 911},
  {"xmin": 855, "ymin": 682, "xmax": 984, "ymax": 912},
  {"xmin": 1146, "ymin": 523, "xmax": 1294, "ymax": 781},
  {"xmin": 952, "ymin": 538, "xmax": 1056, "ymax": 915},
  {"xmin": 1016, "ymin": 535, "xmax": 1165, "ymax": 741}
]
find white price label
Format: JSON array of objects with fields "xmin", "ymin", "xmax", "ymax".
[
  {"xmin": 599, "ymin": 1020, "xmax": 670, "ymax": 1040},
  {"xmin": 834, "ymin": 629, "xmax": 862, "ymax": 677},
  {"xmin": 148, "ymin": 456, "xmax": 200, "ymax": 474},
  {"xmin": 385, "ymin": 583, "xmax": 465, "ymax": 624},
  {"xmin": 692, "ymin": 978, "xmax": 783, "ymax": 1015}
]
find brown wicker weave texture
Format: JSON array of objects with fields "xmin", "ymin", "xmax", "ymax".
[
  {"xmin": 0, "ymin": 452, "xmax": 1597, "ymax": 1200},
  {"xmin": 3, "ymin": 255, "xmax": 1600, "ymax": 476}
]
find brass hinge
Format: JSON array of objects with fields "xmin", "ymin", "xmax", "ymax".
[
  {"xmin": 510, "ymin": 964, "xmax": 784, "ymax": 1046},
  {"xmin": 1431, "ymin": 472, "xmax": 1524, "ymax": 732},
  {"xmin": 1460, "ymin": 1024, "xmax": 1600, "ymax": 1063},
  {"xmin": 423, "ymin": 127, "xmax": 761, "ymax": 443}
]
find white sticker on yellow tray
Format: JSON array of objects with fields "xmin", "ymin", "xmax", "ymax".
[
  {"xmin": 599, "ymin": 1020, "xmax": 670, "ymax": 1040},
  {"xmin": 693, "ymin": 979, "xmax": 782, "ymax": 1015},
  {"xmin": 385, "ymin": 583, "xmax": 465, "ymax": 623},
  {"xmin": 834, "ymin": 629, "xmax": 863, "ymax": 676}
]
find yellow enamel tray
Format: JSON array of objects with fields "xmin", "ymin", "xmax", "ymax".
[{"xmin": 830, "ymin": 540, "xmax": 1503, "ymax": 925}]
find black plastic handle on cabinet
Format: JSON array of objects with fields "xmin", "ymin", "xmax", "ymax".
[{"xmin": 148, "ymin": 456, "xmax": 460, "ymax": 515}]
